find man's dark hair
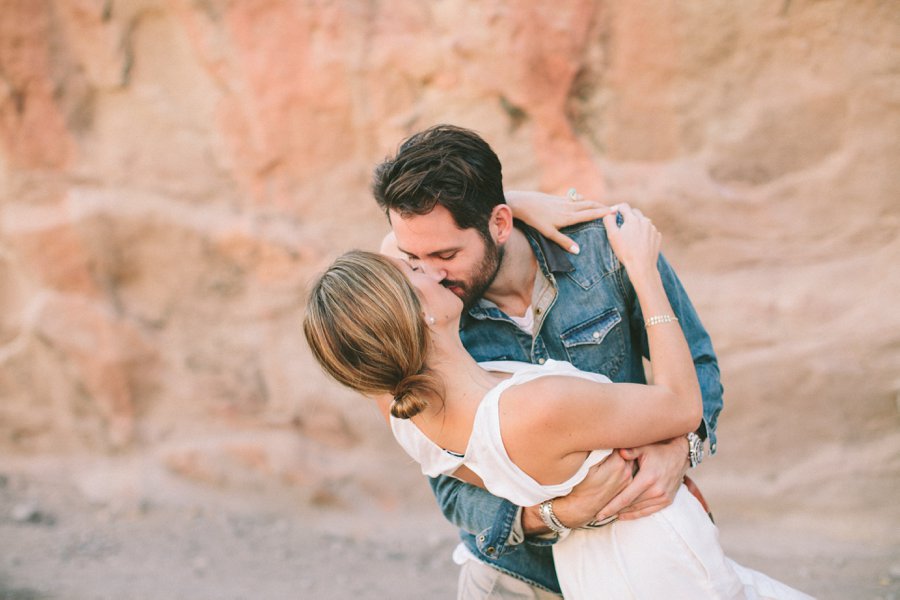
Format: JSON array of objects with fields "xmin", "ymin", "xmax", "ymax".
[{"xmin": 372, "ymin": 124, "xmax": 505, "ymax": 240}]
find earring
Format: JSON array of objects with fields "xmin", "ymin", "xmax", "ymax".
[{"xmin": 426, "ymin": 315, "xmax": 436, "ymax": 325}]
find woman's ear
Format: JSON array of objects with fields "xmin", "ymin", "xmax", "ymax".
[{"xmin": 490, "ymin": 204, "xmax": 515, "ymax": 244}]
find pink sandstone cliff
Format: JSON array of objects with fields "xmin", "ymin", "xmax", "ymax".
[{"xmin": 0, "ymin": 0, "xmax": 897, "ymax": 524}]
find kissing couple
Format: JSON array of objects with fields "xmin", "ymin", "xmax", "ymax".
[{"xmin": 304, "ymin": 125, "xmax": 814, "ymax": 599}]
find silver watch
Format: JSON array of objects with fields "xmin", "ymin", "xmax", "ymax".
[{"xmin": 686, "ymin": 432, "xmax": 704, "ymax": 468}]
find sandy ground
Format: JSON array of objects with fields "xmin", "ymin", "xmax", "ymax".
[{"xmin": 1, "ymin": 455, "xmax": 898, "ymax": 600}]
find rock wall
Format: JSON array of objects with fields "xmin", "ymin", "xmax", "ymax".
[{"xmin": 1, "ymin": 0, "xmax": 898, "ymax": 511}]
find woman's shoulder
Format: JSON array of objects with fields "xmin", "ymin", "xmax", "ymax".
[
  {"xmin": 489, "ymin": 367, "xmax": 616, "ymax": 485},
  {"xmin": 495, "ymin": 361, "xmax": 613, "ymax": 427},
  {"xmin": 494, "ymin": 361, "xmax": 611, "ymax": 417},
  {"xmin": 476, "ymin": 360, "xmax": 613, "ymax": 436}
]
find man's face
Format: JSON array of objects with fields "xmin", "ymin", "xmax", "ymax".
[{"xmin": 389, "ymin": 204, "xmax": 502, "ymax": 309}]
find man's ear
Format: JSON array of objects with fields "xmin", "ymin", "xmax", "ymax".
[{"xmin": 490, "ymin": 204, "xmax": 515, "ymax": 244}]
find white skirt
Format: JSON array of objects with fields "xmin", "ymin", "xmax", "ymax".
[{"xmin": 552, "ymin": 486, "xmax": 815, "ymax": 600}]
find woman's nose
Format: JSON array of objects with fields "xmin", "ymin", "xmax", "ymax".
[{"xmin": 420, "ymin": 262, "xmax": 446, "ymax": 282}]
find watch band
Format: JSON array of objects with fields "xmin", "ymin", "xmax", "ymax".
[{"xmin": 687, "ymin": 432, "xmax": 704, "ymax": 468}]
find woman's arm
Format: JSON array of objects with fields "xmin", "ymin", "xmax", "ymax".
[
  {"xmin": 625, "ymin": 254, "xmax": 723, "ymax": 449},
  {"xmin": 500, "ymin": 206, "xmax": 703, "ymax": 484},
  {"xmin": 505, "ymin": 190, "xmax": 612, "ymax": 254},
  {"xmin": 604, "ymin": 206, "xmax": 702, "ymax": 420},
  {"xmin": 501, "ymin": 374, "xmax": 700, "ymax": 486},
  {"xmin": 387, "ymin": 190, "xmax": 611, "ymax": 255}
]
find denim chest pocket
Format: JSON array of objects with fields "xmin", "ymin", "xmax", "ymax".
[{"xmin": 560, "ymin": 308, "xmax": 626, "ymax": 378}]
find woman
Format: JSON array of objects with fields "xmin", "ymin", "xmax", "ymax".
[{"xmin": 303, "ymin": 206, "xmax": 813, "ymax": 599}]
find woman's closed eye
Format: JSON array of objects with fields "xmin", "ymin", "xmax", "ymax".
[{"xmin": 401, "ymin": 259, "xmax": 423, "ymax": 273}]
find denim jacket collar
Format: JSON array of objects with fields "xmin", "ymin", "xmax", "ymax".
[{"xmin": 522, "ymin": 222, "xmax": 574, "ymax": 276}]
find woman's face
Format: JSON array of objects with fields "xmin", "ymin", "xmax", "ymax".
[{"xmin": 391, "ymin": 257, "xmax": 463, "ymax": 326}]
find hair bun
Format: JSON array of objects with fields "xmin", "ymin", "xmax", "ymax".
[{"xmin": 390, "ymin": 373, "xmax": 432, "ymax": 419}]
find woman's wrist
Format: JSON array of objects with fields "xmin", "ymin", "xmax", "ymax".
[{"xmin": 626, "ymin": 265, "xmax": 663, "ymax": 292}]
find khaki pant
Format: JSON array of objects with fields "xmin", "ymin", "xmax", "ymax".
[{"xmin": 457, "ymin": 559, "xmax": 562, "ymax": 600}]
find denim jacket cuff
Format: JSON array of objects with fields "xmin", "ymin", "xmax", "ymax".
[
  {"xmin": 699, "ymin": 417, "xmax": 718, "ymax": 455},
  {"xmin": 509, "ymin": 507, "xmax": 559, "ymax": 548},
  {"xmin": 523, "ymin": 533, "xmax": 560, "ymax": 548},
  {"xmin": 473, "ymin": 499, "xmax": 522, "ymax": 560}
]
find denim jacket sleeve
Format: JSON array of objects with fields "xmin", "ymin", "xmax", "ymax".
[
  {"xmin": 619, "ymin": 252, "xmax": 724, "ymax": 452},
  {"xmin": 428, "ymin": 474, "xmax": 555, "ymax": 557}
]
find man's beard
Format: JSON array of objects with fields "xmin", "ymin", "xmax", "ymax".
[{"xmin": 444, "ymin": 239, "xmax": 504, "ymax": 311}]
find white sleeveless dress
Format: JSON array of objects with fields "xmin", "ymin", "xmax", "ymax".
[{"xmin": 391, "ymin": 359, "xmax": 814, "ymax": 600}]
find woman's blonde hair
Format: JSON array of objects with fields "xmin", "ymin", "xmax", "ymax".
[{"xmin": 303, "ymin": 250, "xmax": 443, "ymax": 419}]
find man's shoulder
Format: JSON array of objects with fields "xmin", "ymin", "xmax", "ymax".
[
  {"xmin": 562, "ymin": 219, "xmax": 613, "ymax": 244},
  {"xmin": 515, "ymin": 221, "xmax": 622, "ymax": 294},
  {"xmin": 520, "ymin": 220, "xmax": 614, "ymax": 270},
  {"xmin": 559, "ymin": 222, "xmax": 621, "ymax": 284}
]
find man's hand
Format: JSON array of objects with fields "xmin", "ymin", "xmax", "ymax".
[
  {"xmin": 595, "ymin": 436, "xmax": 690, "ymax": 522},
  {"xmin": 522, "ymin": 451, "xmax": 634, "ymax": 535}
]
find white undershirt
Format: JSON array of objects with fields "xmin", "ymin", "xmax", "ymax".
[{"xmin": 509, "ymin": 306, "xmax": 535, "ymax": 335}]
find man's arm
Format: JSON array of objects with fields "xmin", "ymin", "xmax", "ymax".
[
  {"xmin": 431, "ymin": 450, "xmax": 634, "ymax": 553},
  {"xmin": 520, "ymin": 450, "xmax": 634, "ymax": 534},
  {"xmin": 428, "ymin": 475, "xmax": 526, "ymax": 557},
  {"xmin": 595, "ymin": 251, "xmax": 723, "ymax": 522}
]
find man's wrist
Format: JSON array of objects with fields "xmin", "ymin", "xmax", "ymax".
[
  {"xmin": 686, "ymin": 431, "xmax": 704, "ymax": 468},
  {"xmin": 521, "ymin": 503, "xmax": 553, "ymax": 536}
]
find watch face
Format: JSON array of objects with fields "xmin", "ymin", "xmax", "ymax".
[{"xmin": 688, "ymin": 433, "xmax": 703, "ymax": 467}]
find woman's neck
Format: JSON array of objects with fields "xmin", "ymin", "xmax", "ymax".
[
  {"xmin": 415, "ymin": 332, "xmax": 508, "ymax": 436},
  {"xmin": 429, "ymin": 336, "xmax": 497, "ymax": 401}
]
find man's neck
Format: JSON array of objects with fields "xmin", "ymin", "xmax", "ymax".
[{"xmin": 481, "ymin": 227, "xmax": 537, "ymax": 318}]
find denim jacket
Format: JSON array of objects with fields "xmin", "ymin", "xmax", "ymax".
[{"xmin": 429, "ymin": 220, "xmax": 724, "ymax": 594}]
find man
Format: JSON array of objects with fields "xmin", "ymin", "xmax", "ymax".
[{"xmin": 373, "ymin": 124, "xmax": 723, "ymax": 598}]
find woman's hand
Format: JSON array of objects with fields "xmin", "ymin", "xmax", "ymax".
[
  {"xmin": 505, "ymin": 190, "xmax": 613, "ymax": 254},
  {"xmin": 603, "ymin": 204, "xmax": 661, "ymax": 281}
]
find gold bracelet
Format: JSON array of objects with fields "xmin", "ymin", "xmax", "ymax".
[{"xmin": 644, "ymin": 314, "xmax": 679, "ymax": 327}]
